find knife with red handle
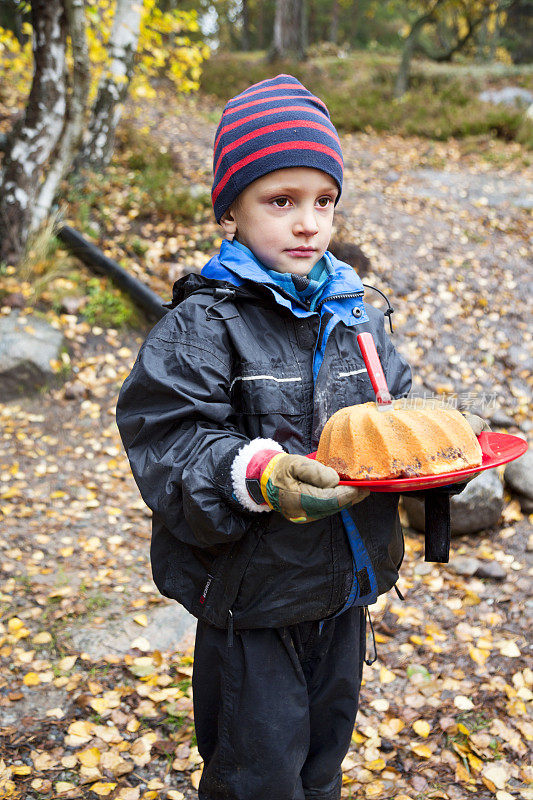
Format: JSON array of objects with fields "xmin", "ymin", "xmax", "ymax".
[{"xmin": 356, "ymin": 331, "xmax": 455, "ymax": 563}]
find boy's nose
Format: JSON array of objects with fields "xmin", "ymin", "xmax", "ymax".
[{"xmin": 294, "ymin": 207, "xmax": 319, "ymax": 236}]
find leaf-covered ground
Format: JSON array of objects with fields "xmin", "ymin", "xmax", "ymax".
[{"xmin": 0, "ymin": 91, "xmax": 532, "ymax": 799}]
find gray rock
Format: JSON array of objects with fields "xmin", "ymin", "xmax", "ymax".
[
  {"xmin": 475, "ymin": 560, "xmax": 507, "ymax": 580},
  {"xmin": 504, "ymin": 449, "xmax": 533, "ymax": 500},
  {"xmin": 479, "ymin": 87, "xmax": 533, "ymax": 107},
  {"xmin": 449, "ymin": 556, "xmax": 480, "ymax": 576},
  {"xmin": 70, "ymin": 602, "xmax": 196, "ymax": 658},
  {"xmin": 60, "ymin": 295, "xmax": 87, "ymax": 315},
  {"xmin": 490, "ymin": 410, "xmax": 517, "ymax": 428},
  {"xmin": 0, "ymin": 310, "xmax": 64, "ymax": 400},
  {"xmin": 518, "ymin": 493, "xmax": 533, "ymax": 514},
  {"xmin": 402, "ymin": 469, "xmax": 504, "ymax": 535}
]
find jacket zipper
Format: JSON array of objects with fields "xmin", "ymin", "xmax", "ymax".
[{"xmin": 315, "ymin": 290, "xmax": 364, "ymax": 314}]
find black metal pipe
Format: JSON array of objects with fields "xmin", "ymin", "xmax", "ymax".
[{"xmin": 57, "ymin": 225, "xmax": 167, "ymax": 321}]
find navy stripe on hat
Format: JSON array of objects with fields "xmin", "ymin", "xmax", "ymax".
[{"xmin": 212, "ymin": 74, "xmax": 343, "ymax": 223}]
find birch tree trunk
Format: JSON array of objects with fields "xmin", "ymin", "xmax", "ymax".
[
  {"xmin": 80, "ymin": 0, "xmax": 142, "ymax": 169},
  {"xmin": 0, "ymin": 0, "xmax": 68, "ymax": 264},
  {"xmin": 31, "ymin": 0, "xmax": 90, "ymax": 234},
  {"xmin": 270, "ymin": 0, "xmax": 307, "ymax": 61}
]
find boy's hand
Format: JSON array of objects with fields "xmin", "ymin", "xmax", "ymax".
[
  {"xmin": 255, "ymin": 452, "xmax": 369, "ymax": 523},
  {"xmin": 462, "ymin": 412, "xmax": 491, "ymax": 436}
]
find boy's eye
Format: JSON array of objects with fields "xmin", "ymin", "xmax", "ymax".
[
  {"xmin": 317, "ymin": 197, "xmax": 332, "ymax": 208},
  {"xmin": 273, "ymin": 197, "xmax": 290, "ymax": 208}
]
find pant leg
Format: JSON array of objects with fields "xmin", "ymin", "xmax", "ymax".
[
  {"xmin": 299, "ymin": 605, "xmax": 366, "ymax": 800},
  {"xmin": 192, "ymin": 619, "xmax": 311, "ymax": 800}
]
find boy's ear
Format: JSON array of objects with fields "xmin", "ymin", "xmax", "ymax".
[{"xmin": 219, "ymin": 206, "xmax": 238, "ymax": 239}]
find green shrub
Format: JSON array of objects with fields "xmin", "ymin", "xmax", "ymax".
[
  {"xmin": 200, "ymin": 52, "xmax": 533, "ymax": 147},
  {"xmin": 82, "ymin": 277, "xmax": 138, "ymax": 328}
]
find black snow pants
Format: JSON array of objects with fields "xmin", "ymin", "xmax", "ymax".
[{"xmin": 192, "ymin": 605, "xmax": 367, "ymax": 800}]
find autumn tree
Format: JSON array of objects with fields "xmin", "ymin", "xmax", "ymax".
[
  {"xmin": 393, "ymin": 0, "xmax": 516, "ymax": 97},
  {"xmin": 0, "ymin": 0, "xmax": 207, "ymax": 266}
]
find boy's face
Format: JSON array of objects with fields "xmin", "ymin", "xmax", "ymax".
[{"xmin": 220, "ymin": 167, "xmax": 339, "ymax": 275}]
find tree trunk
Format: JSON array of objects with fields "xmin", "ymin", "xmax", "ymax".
[
  {"xmin": 269, "ymin": 0, "xmax": 306, "ymax": 60},
  {"xmin": 329, "ymin": 0, "xmax": 339, "ymax": 44},
  {"xmin": 241, "ymin": 0, "xmax": 251, "ymax": 50},
  {"xmin": 394, "ymin": 0, "xmax": 446, "ymax": 98},
  {"xmin": 0, "ymin": 0, "xmax": 68, "ymax": 265},
  {"xmin": 80, "ymin": 0, "xmax": 142, "ymax": 169},
  {"xmin": 31, "ymin": 0, "xmax": 90, "ymax": 234}
]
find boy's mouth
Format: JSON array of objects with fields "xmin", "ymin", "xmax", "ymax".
[{"xmin": 285, "ymin": 247, "xmax": 316, "ymax": 257}]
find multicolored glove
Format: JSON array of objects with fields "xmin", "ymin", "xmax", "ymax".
[{"xmin": 231, "ymin": 439, "xmax": 369, "ymax": 523}]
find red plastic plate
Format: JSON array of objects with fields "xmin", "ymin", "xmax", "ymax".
[{"xmin": 308, "ymin": 432, "xmax": 528, "ymax": 492}]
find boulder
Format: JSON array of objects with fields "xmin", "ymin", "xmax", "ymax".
[
  {"xmin": 0, "ymin": 310, "xmax": 64, "ymax": 400},
  {"xmin": 504, "ymin": 448, "xmax": 533, "ymax": 500},
  {"xmin": 402, "ymin": 469, "xmax": 504, "ymax": 535},
  {"xmin": 478, "ymin": 87, "xmax": 533, "ymax": 107}
]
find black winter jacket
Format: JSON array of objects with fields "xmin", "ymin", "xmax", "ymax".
[{"xmin": 116, "ymin": 242, "xmax": 412, "ymax": 631}]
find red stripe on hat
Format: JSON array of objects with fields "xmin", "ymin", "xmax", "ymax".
[
  {"xmin": 222, "ymin": 94, "xmax": 328, "ymax": 119},
  {"xmin": 228, "ymin": 82, "xmax": 328, "ymax": 113},
  {"xmin": 214, "ymin": 119, "xmax": 339, "ymax": 177},
  {"xmin": 214, "ymin": 104, "xmax": 328, "ymax": 152},
  {"xmin": 236, "ymin": 74, "xmax": 296, "ymax": 99},
  {"xmin": 212, "ymin": 140, "xmax": 343, "ymax": 204}
]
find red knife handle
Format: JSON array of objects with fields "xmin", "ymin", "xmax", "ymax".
[{"xmin": 357, "ymin": 332, "xmax": 392, "ymax": 405}]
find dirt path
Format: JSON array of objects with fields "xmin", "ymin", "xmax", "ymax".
[{"xmin": 0, "ymin": 96, "xmax": 531, "ymax": 799}]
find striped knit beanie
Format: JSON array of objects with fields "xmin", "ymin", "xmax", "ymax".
[{"xmin": 212, "ymin": 74, "xmax": 343, "ymax": 224}]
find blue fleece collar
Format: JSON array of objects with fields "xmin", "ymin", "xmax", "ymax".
[{"xmin": 201, "ymin": 239, "xmax": 367, "ymax": 323}]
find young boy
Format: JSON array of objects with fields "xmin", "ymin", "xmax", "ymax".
[{"xmin": 116, "ymin": 75, "xmax": 486, "ymax": 800}]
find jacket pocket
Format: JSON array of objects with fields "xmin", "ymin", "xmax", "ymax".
[
  {"xmin": 230, "ymin": 369, "xmax": 306, "ymax": 415},
  {"xmin": 194, "ymin": 518, "xmax": 269, "ymax": 628}
]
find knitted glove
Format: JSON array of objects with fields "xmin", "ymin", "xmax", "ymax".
[
  {"xmin": 231, "ymin": 441, "xmax": 369, "ymax": 523},
  {"xmin": 462, "ymin": 412, "xmax": 492, "ymax": 436}
]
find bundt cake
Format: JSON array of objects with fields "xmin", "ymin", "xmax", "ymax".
[{"xmin": 316, "ymin": 399, "xmax": 483, "ymax": 480}]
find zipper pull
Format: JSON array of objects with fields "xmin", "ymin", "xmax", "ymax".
[
  {"xmin": 227, "ymin": 610, "xmax": 234, "ymax": 648},
  {"xmin": 364, "ymin": 605, "xmax": 378, "ymax": 666}
]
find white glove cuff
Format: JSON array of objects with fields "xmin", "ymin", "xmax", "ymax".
[{"xmin": 231, "ymin": 438, "xmax": 284, "ymax": 513}]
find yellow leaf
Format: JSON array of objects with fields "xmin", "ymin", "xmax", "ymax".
[
  {"xmin": 55, "ymin": 783, "xmax": 77, "ymax": 795},
  {"xmin": 190, "ymin": 769, "xmax": 203, "ymax": 789},
  {"xmin": 134, "ymin": 614, "xmax": 148, "ymax": 627},
  {"xmin": 412, "ymin": 720, "xmax": 430, "ymax": 738},
  {"xmin": 499, "ymin": 640, "xmax": 521, "ymax": 657},
  {"xmin": 379, "ymin": 666, "xmax": 396, "ymax": 684},
  {"xmin": 457, "ymin": 723, "xmax": 470, "ymax": 736},
  {"xmin": 482, "ymin": 763, "xmax": 509, "ymax": 790},
  {"xmin": 66, "ymin": 719, "xmax": 94, "ymax": 745},
  {"xmin": 466, "ymin": 751, "xmax": 484, "ymax": 772},
  {"xmin": 470, "ymin": 646, "xmax": 490, "ymax": 665},
  {"xmin": 456, "ymin": 761, "xmax": 474, "ymax": 783},
  {"xmin": 91, "ymin": 782, "xmax": 117, "ymax": 796},
  {"xmin": 410, "ymin": 742, "xmax": 433, "ymax": 758},
  {"xmin": 454, "ymin": 695, "xmax": 474, "ymax": 710},
  {"xmin": 8, "ymin": 617, "xmax": 24, "ymax": 633},
  {"xmin": 12, "ymin": 765, "xmax": 31, "ymax": 775},
  {"xmin": 32, "ymin": 631, "xmax": 52, "ymax": 644},
  {"xmin": 365, "ymin": 781, "xmax": 385, "ymax": 797},
  {"xmin": 365, "ymin": 758, "xmax": 386, "ymax": 771},
  {"xmin": 58, "ymin": 655, "xmax": 77, "ymax": 672},
  {"xmin": 23, "ymin": 672, "xmax": 41, "ymax": 686},
  {"xmin": 78, "ymin": 747, "xmax": 100, "ymax": 768}
]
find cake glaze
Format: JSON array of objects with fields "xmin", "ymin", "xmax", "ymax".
[{"xmin": 316, "ymin": 400, "xmax": 483, "ymax": 480}]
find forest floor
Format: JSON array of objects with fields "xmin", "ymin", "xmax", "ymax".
[{"xmin": 0, "ymin": 91, "xmax": 532, "ymax": 800}]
